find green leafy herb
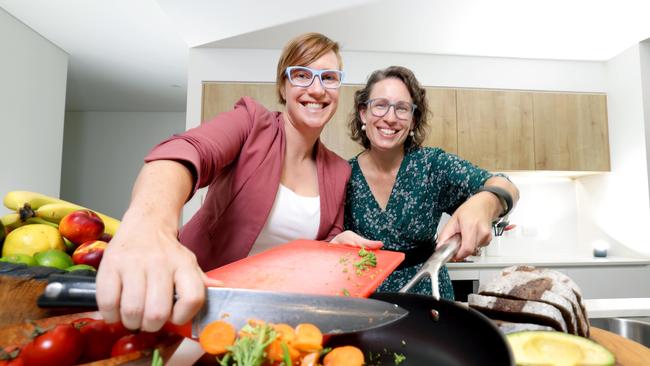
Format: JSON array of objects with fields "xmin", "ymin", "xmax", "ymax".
[
  {"xmin": 151, "ymin": 348, "xmax": 163, "ymax": 366},
  {"xmin": 281, "ymin": 341, "xmax": 292, "ymax": 366},
  {"xmin": 354, "ymin": 247, "xmax": 377, "ymax": 275},
  {"xmin": 394, "ymin": 352, "xmax": 406, "ymax": 365},
  {"xmin": 227, "ymin": 323, "xmax": 277, "ymax": 366},
  {"xmin": 319, "ymin": 347, "xmax": 332, "ymax": 357},
  {"xmin": 342, "ymin": 288, "xmax": 351, "ymax": 296}
]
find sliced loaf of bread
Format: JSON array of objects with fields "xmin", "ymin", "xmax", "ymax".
[
  {"xmin": 501, "ymin": 265, "xmax": 590, "ymax": 337},
  {"xmin": 468, "ymin": 294, "xmax": 568, "ymax": 333},
  {"xmin": 478, "ymin": 272, "xmax": 579, "ymax": 335}
]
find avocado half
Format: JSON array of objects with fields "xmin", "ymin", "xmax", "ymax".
[{"xmin": 506, "ymin": 330, "xmax": 615, "ymax": 366}]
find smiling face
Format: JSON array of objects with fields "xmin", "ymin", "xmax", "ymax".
[
  {"xmin": 360, "ymin": 77, "xmax": 414, "ymax": 153},
  {"xmin": 281, "ymin": 51, "xmax": 341, "ymax": 133}
]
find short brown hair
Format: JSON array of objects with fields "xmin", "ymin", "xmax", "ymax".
[
  {"xmin": 349, "ymin": 66, "xmax": 429, "ymax": 150},
  {"xmin": 276, "ymin": 33, "xmax": 343, "ymax": 104}
]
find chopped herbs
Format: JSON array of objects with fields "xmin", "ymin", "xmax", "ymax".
[
  {"xmin": 151, "ymin": 348, "xmax": 163, "ymax": 366},
  {"xmin": 342, "ymin": 288, "xmax": 351, "ymax": 296},
  {"xmin": 393, "ymin": 352, "xmax": 406, "ymax": 365},
  {"xmin": 220, "ymin": 323, "xmax": 277, "ymax": 366},
  {"xmin": 354, "ymin": 247, "xmax": 377, "ymax": 275}
]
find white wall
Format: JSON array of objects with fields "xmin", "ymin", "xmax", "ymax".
[
  {"xmin": 574, "ymin": 44, "xmax": 650, "ymax": 258},
  {"xmin": 641, "ymin": 40, "xmax": 650, "ymax": 196},
  {"xmin": 61, "ymin": 112, "xmax": 185, "ymax": 219},
  {"xmin": 183, "ymin": 48, "xmax": 609, "ymax": 258},
  {"xmin": 0, "ymin": 7, "xmax": 67, "ymax": 210}
]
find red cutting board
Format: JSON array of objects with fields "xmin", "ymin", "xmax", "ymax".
[{"xmin": 206, "ymin": 240, "xmax": 404, "ymax": 298}]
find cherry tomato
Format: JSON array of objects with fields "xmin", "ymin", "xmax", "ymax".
[
  {"xmin": 75, "ymin": 319, "xmax": 115, "ymax": 362},
  {"xmin": 110, "ymin": 333, "xmax": 156, "ymax": 357},
  {"xmin": 21, "ymin": 324, "xmax": 83, "ymax": 366},
  {"xmin": 0, "ymin": 346, "xmax": 24, "ymax": 366},
  {"xmin": 106, "ymin": 321, "xmax": 131, "ymax": 341},
  {"xmin": 0, "ymin": 359, "xmax": 24, "ymax": 366}
]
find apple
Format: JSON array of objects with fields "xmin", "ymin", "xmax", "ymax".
[
  {"xmin": 59, "ymin": 210, "xmax": 105, "ymax": 245},
  {"xmin": 72, "ymin": 240, "xmax": 108, "ymax": 269},
  {"xmin": 99, "ymin": 232, "xmax": 113, "ymax": 242}
]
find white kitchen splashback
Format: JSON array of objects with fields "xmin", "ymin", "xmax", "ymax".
[{"xmin": 484, "ymin": 175, "xmax": 586, "ymax": 258}]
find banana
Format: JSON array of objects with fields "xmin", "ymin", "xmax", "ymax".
[
  {"xmin": 24, "ymin": 217, "xmax": 59, "ymax": 229},
  {"xmin": 4, "ymin": 191, "xmax": 121, "ymax": 236},
  {"xmin": 1, "ymin": 213, "xmax": 24, "ymax": 231},
  {"xmin": 3, "ymin": 191, "xmax": 63, "ymax": 211},
  {"xmin": 32, "ymin": 202, "xmax": 79, "ymax": 223},
  {"xmin": 33, "ymin": 202, "xmax": 120, "ymax": 236}
]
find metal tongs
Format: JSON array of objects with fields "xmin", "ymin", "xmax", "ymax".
[{"xmin": 398, "ymin": 234, "xmax": 461, "ymax": 300}]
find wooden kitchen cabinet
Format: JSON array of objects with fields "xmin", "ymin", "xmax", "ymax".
[
  {"xmin": 533, "ymin": 92, "xmax": 610, "ymax": 171},
  {"xmin": 423, "ymin": 87, "xmax": 458, "ymax": 154},
  {"xmin": 456, "ymin": 89, "xmax": 535, "ymax": 171},
  {"xmin": 201, "ymin": 83, "xmax": 610, "ymax": 171},
  {"xmin": 201, "ymin": 82, "xmax": 364, "ymax": 159}
]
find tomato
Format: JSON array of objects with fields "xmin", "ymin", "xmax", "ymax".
[
  {"xmin": 0, "ymin": 346, "xmax": 24, "ymax": 366},
  {"xmin": 106, "ymin": 321, "xmax": 130, "ymax": 341},
  {"xmin": 75, "ymin": 319, "xmax": 115, "ymax": 362},
  {"xmin": 21, "ymin": 324, "xmax": 83, "ymax": 366},
  {"xmin": 110, "ymin": 333, "xmax": 156, "ymax": 357},
  {"xmin": 0, "ymin": 359, "xmax": 24, "ymax": 366}
]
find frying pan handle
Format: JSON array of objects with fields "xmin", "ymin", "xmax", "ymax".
[{"xmin": 398, "ymin": 233, "xmax": 460, "ymax": 300}]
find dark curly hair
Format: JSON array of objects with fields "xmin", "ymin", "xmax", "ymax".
[{"xmin": 349, "ymin": 66, "xmax": 429, "ymax": 150}]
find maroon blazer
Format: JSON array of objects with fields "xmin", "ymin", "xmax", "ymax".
[{"xmin": 144, "ymin": 97, "xmax": 351, "ymax": 271}]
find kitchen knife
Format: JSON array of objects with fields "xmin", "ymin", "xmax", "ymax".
[{"xmin": 37, "ymin": 275, "xmax": 408, "ymax": 336}]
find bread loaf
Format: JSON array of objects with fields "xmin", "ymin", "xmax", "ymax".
[
  {"xmin": 468, "ymin": 294, "xmax": 568, "ymax": 332},
  {"xmin": 468, "ymin": 265, "xmax": 589, "ymax": 337},
  {"xmin": 500, "ymin": 265, "xmax": 590, "ymax": 337},
  {"xmin": 478, "ymin": 272, "xmax": 579, "ymax": 335}
]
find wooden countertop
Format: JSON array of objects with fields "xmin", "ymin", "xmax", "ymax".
[{"xmin": 591, "ymin": 327, "xmax": 650, "ymax": 366}]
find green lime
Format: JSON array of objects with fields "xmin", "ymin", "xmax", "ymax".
[
  {"xmin": 0, "ymin": 253, "xmax": 37, "ymax": 266},
  {"xmin": 66, "ymin": 264, "xmax": 97, "ymax": 272},
  {"xmin": 34, "ymin": 249, "xmax": 74, "ymax": 270}
]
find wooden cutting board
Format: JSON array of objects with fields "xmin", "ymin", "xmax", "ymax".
[
  {"xmin": 206, "ymin": 239, "xmax": 405, "ymax": 297},
  {"xmin": 591, "ymin": 327, "xmax": 650, "ymax": 366}
]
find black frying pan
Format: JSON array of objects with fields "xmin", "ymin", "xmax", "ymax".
[{"xmin": 328, "ymin": 235, "xmax": 514, "ymax": 366}]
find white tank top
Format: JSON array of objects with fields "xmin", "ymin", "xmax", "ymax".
[{"xmin": 249, "ymin": 184, "xmax": 321, "ymax": 256}]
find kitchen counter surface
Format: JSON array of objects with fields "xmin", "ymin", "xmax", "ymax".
[
  {"xmin": 586, "ymin": 298, "xmax": 650, "ymax": 318},
  {"xmin": 447, "ymin": 255, "xmax": 650, "ymax": 269}
]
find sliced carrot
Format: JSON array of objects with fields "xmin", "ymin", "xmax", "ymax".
[
  {"xmin": 299, "ymin": 352, "xmax": 320, "ymax": 366},
  {"xmin": 273, "ymin": 323, "xmax": 296, "ymax": 343},
  {"xmin": 266, "ymin": 339, "xmax": 300, "ymax": 362},
  {"xmin": 238, "ymin": 318, "xmax": 266, "ymax": 338},
  {"xmin": 291, "ymin": 323, "xmax": 323, "ymax": 353},
  {"xmin": 198, "ymin": 320, "xmax": 236, "ymax": 355},
  {"xmin": 323, "ymin": 346, "xmax": 364, "ymax": 366}
]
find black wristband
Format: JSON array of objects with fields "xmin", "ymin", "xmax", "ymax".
[{"xmin": 476, "ymin": 186, "xmax": 513, "ymax": 218}]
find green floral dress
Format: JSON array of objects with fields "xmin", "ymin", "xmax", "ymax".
[{"xmin": 344, "ymin": 147, "xmax": 494, "ymax": 300}]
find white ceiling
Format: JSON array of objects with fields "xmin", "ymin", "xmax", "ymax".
[{"xmin": 1, "ymin": 0, "xmax": 650, "ymax": 112}]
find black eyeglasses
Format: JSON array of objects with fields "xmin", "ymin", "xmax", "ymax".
[
  {"xmin": 285, "ymin": 66, "xmax": 344, "ymax": 89},
  {"xmin": 365, "ymin": 98, "xmax": 417, "ymax": 120}
]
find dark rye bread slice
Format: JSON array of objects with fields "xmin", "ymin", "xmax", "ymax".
[
  {"xmin": 468, "ymin": 294, "xmax": 568, "ymax": 333},
  {"xmin": 478, "ymin": 273, "xmax": 579, "ymax": 335},
  {"xmin": 502, "ymin": 265, "xmax": 590, "ymax": 337}
]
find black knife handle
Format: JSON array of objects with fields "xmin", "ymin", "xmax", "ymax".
[{"xmin": 37, "ymin": 274, "xmax": 98, "ymax": 308}]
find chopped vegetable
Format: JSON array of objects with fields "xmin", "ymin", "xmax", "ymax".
[
  {"xmin": 323, "ymin": 345, "xmax": 365, "ymax": 366},
  {"xmin": 394, "ymin": 352, "xmax": 406, "ymax": 365},
  {"xmin": 151, "ymin": 348, "xmax": 163, "ymax": 366},
  {"xmin": 228, "ymin": 323, "xmax": 276, "ymax": 366},
  {"xmin": 199, "ymin": 320, "xmax": 236, "ymax": 355},
  {"xmin": 292, "ymin": 323, "xmax": 323, "ymax": 353},
  {"xmin": 354, "ymin": 248, "xmax": 377, "ymax": 275}
]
